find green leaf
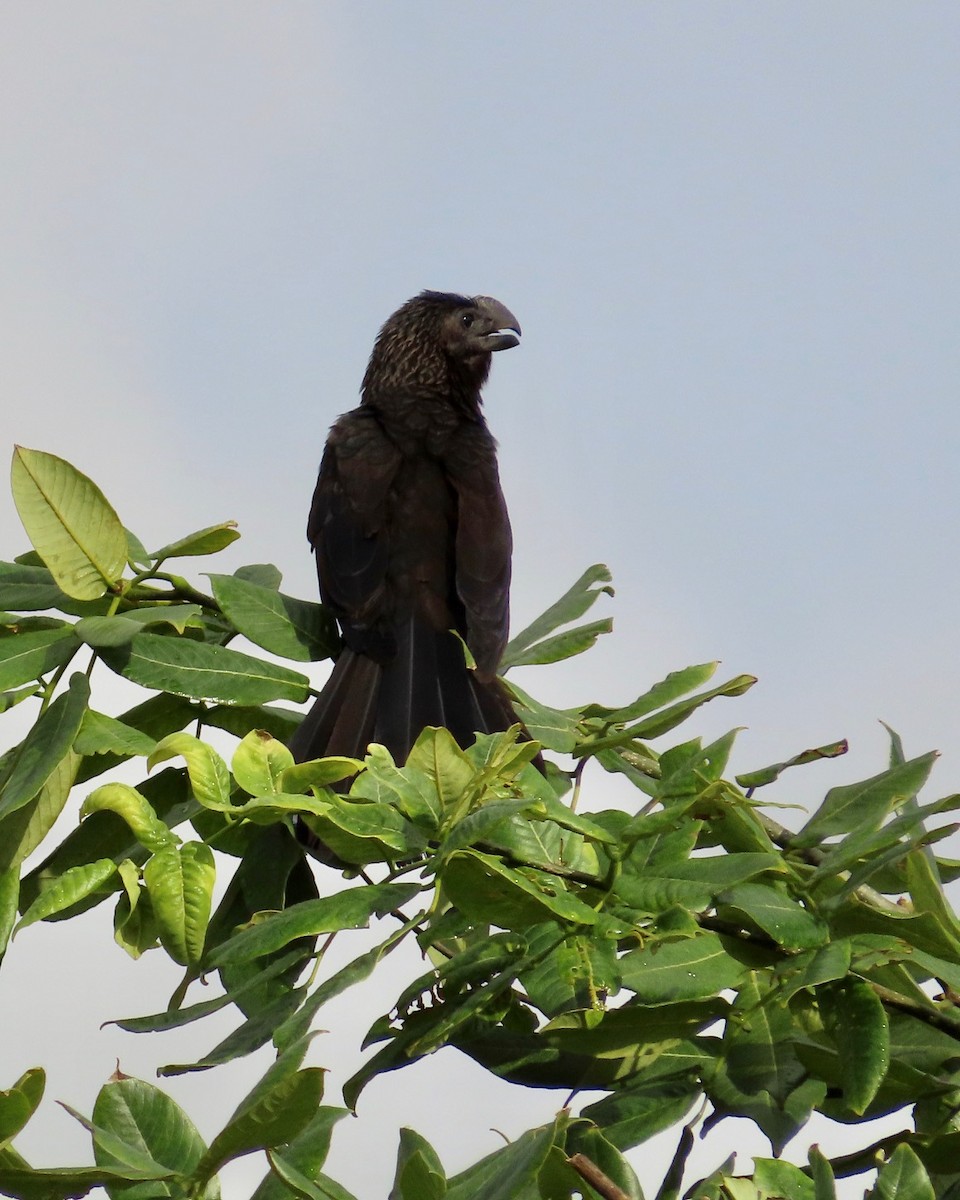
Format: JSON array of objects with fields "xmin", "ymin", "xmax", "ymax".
[
  {"xmin": 159, "ymin": 988, "xmax": 307, "ymax": 1076},
  {"xmin": 505, "ymin": 682, "xmax": 580, "ymax": 753},
  {"xmin": 348, "ymin": 746, "xmax": 440, "ymax": 826},
  {"xmin": 232, "ymin": 730, "xmax": 295, "ymax": 797},
  {"xmin": 274, "ymin": 919, "xmax": 419, "ymax": 1052},
  {"xmin": 60, "ymin": 1104, "xmax": 180, "ymax": 1188},
  {"xmin": 906, "ymin": 848, "xmax": 960, "ymax": 938},
  {"xmin": 108, "ymin": 950, "xmax": 305, "ymax": 1034},
  {"xmin": 797, "ymin": 752, "xmax": 938, "ymax": 845},
  {"xmin": 615, "ymin": 852, "xmax": 783, "ymax": 913},
  {"xmin": 193, "ymin": 1069, "xmax": 325, "ymax": 1187},
  {"xmin": 577, "ymin": 674, "xmax": 757, "ymax": 756},
  {"xmin": 250, "ymin": 1108, "xmax": 350, "ymax": 1200},
  {"xmin": 564, "ymin": 1125, "xmax": 643, "ymax": 1200},
  {"xmin": 439, "ymin": 799, "xmax": 542, "ymax": 862},
  {"xmin": 0, "ymin": 627, "xmax": 79, "ymax": 691},
  {"xmin": 265, "ymin": 1153, "xmax": 359, "ymax": 1200},
  {"xmin": 81, "ymin": 783, "xmax": 177, "ymax": 853},
  {"xmin": 202, "ymin": 702, "xmax": 302, "ymax": 743},
  {"xmin": 15, "ymin": 768, "xmax": 186, "ymax": 916},
  {"xmin": 442, "ymin": 850, "xmax": 599, "ymax": 930},
  {"xmin": 405, "ymin": 727, "xmax": 475, "ymax": 813},
  {"xmin": 445, "ymin": 1113, "xmax": 564, "ymax": 1200},
  {"xmin": 533, "ymin": 791, "xmax": 619, "ymax": 845},
  {"xmin": 235, "ymin": 563, "xmax": 283, "ymax": 589},
  {"xmin": 735, "ymin": 739, "xmax": 849, "ymax": 790},
  {"xmin": 74, "ymin": 710, "xmax": 157, "ymax": 758},
  {"xmin": 73, "ymin": 615, "xmax": 149, "ymax": 648},
  {"xmin": 0, "ymin": 1069, "xmax": 44, "ymax": 1147},
  {"xmin": 0, "ymin": 673, "xmax": 89, "ymax": 821},
  {"xmin": 870, "ymin": 1143, "xmax": 935, "ymax": 1200},
  {"xmin": 772, "ymin": 939, "xmax": 853, "ymax": 1003},
  {"xmin": 0, "ymin": 562, "xmax": 67, "ymax": 611},
  {"xmin": 0, "ymin": 684, "xmax": 42, "ymax": 714},
  {"xmin": 16, "ymin": 859, "xmax": 118, "ymax": 931},
  {"xmin": 281, "ymin": 757, "xmax": 365, "ymax": 794},
  {"xmin": 144, "ymin": 842, "xmax": 215, "ymax": 967},
  {"xmin": 655, "ymin": 729, "xmax": 738, "ymax": 801},
  {"xmin": 515, "ymin": 921, "xmax": 617, "ymax": 1018},
  {"xmin": 75, "ymin": 693, "xmax": 198, "ymax": 784},
  {"xmin": 113, "ymin": 873, "xmax": 159, "ymax": 962},
  {"xmin": 151, "ymin": 522, "xmax": 240, "ymax": 560},
  {"xmin": 11, "ymin": 447, "xmax": 127, "ymax": 599},
  {"xmin": 0, "ymin": 869, "xmax": 18, "ymax": 960},
  {"xmin": 501, "ymin": 564, "xmax": 613, "ymax": 670},
  {"xmin": 501, "ymin": 617, "xmax": 612, "ymax": 669},
  {"xmin": 818, "ymin": 977, "xmax": 889, "ymax": 1115},
  {"xmin": 722, "ymin": 973, "xmax": 807, "ymax": 1120},
  {"xmin": 580, "ymin": 1071, "xmax": 701, "ymax": 1151},
  {"xmin": 583, "ymin": 661, "xmax": 719, "ymax": 723},
  {"xmin": 718, "ymin": 883, "xmax": 827, "ymax": 950},
  {"xmin": 0, "ymin": 1163, "xmax": 167, "ymax": 1199},
  {"xmin": 753, "ymin": 1158, "xmax": 815, "ymax": 1200},
  {"xmin": 149, "ymin": 733, "xmax": 232, "ymax": 811},
  {"xmin": 74, "ymin": 607, "xmax": 203, "ymax": 647},
  {"xmin": 125, "ymin": 528, "xmax": 151, "ymax": 568},
  {"xmin": 211, "ymin": 882, "xmax": 420, "ymax": 967},
  {"xmin": 399, "ymin": 944, "xmax": 532, "ymax": 1059},
  {"xmin": 707, "ymin": 1064, "xmax": 823, "ymax": 1160},
  {"xmin": 100, "ymin": 632, "xmax": 310, "ymax": 704},
  {"xmin": 0, "ymin": 749, "xmax": 81, "ymax": 874},
  {"xmin": 389, "ymin": 1128, "xmax": 445, "ymax": 1200},
  {"xmin": 123, "ymin": 604, "xmax": 205, "ymax": 632},
  {"xmin": 298, "ymin": 793, "xmax": 424, "ymax": 864},
  {"xmin": 619, "ymin": 932, "xmax": 745, "ymax": 1003},
  {"xmin": 91, "ymin": 1076, "xmax": 214, "ymax": 1199},
  {"xmin": 209, "ymin": 574, "xmax": 338, "ymax": 662},
  {"xmin": 806, "ymin": 791, "xmax": 960, "ymax": 896},
  {"xmin": 808, "ymin": 1145, "xmax": 837, "ymax": 1200}
]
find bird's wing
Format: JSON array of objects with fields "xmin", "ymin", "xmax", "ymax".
[
  {"xmin": 307, "ymin": 409, "xmax": 401, "ymax": 656},
  {"xmin": 449, "ymin": 427, "xmax": 512, "ymax": 680}
]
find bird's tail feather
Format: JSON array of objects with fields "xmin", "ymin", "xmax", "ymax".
[
  {"xmin": 287, "ymin": 648, "xmax": 381, "ymax": 763},
  {"xmin": 290, "ymin": 618, "xmax": 521, "ymax": 767}
]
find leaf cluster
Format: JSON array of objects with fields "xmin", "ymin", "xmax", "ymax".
[{"xmin": 3, "ymin": 448, "xmax": 960, "ymax": 1198}]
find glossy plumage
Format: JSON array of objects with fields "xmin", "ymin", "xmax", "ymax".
[{"xmin": 289, "ymin": 291, "xmax": 523, "ymax": 771}]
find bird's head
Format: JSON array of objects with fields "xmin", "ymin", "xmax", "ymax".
[
  {"xmin": 435, "ymin": 293, "xmax": 521, "ymax": 358},
  {"xmin": 362, "ymin": 291, "xmax": 521, "ymax": 408}
]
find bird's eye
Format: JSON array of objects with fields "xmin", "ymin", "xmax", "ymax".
[{"xmin": 460, "ymin": 313, "xmax": 474, "ymax": 328}]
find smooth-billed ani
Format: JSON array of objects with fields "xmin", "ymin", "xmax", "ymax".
[{"xmin": 289, "ymin": 290, "xmax": 525, "ymax": 773}]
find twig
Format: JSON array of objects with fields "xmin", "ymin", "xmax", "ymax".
[
  {"xmin": 756, "ymin": 811, "xmax": 904, "ymax": 913},
  {"xmin": 869, "ymin": 980, "xmax": 960, "ymax": 1039},
  {"xmin": 566, "ymin": 1153, "xmax": 631, "ymax": 1200}
]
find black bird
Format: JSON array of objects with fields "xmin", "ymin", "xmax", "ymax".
[{"xmin": 289, "ymin": 291, "xmax": 524, "ymax": 771}]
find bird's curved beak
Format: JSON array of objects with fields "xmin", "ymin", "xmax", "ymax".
[{"xmin": 473, "ymin": 296, "xmax": 521, "ymax": 351}]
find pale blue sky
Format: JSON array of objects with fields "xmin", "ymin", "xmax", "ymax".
[{"xmin": 1, "ymin": 6, "xmax": 958, "ymax": 1195}]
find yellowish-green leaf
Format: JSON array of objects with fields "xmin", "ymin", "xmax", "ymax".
[
  {"xmin": 16, "ymin": 858, "xmax": 118, "ymax": 931},
  {"xmin": 144, "ymin": 842, "xmax": 215, "ymax": 967},
  {"xmin": 149, "ymin": 732, "xmax": 232, "ymax": 810},
  {"xmin": 81, "ymin": 782, "xmax": 177, "ymax": 853},
  {"xmin": 11, "ymin": 447, "xmax": 127, "ymax": 599},
  {"xmin": 232, "ymin": 730, "xmax": 295, "ymax": 797},
  {"xmin": 152, "ymin": 522, "xmax": 240, "ymax": 561}
]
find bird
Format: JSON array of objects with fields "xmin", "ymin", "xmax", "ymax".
[{"xmin": 289, "ymin": 290, "xmax": 525, "ymax": 776}]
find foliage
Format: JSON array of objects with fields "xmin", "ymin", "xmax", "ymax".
[{"xmin": 3, "ymin": 446, "xmax": 960, "ymax": 1198}]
